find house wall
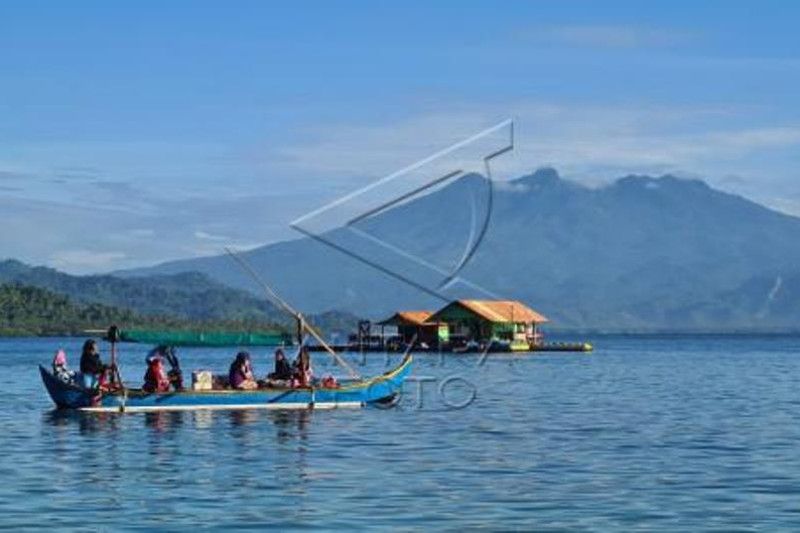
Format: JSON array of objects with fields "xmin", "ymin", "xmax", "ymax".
[
  {"xmin": 429, "ymin": 301, "xmax": 545, "ymax": 346},
  {"xmin": 398, "ymin": 324, "xmax": 441, "ymax": 347}
]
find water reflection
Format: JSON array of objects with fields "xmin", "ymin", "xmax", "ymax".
[
  {"xmin": 229, "ymin": 409, "xmax": 260, "ymax": 427},
  {"xmin": 143, "ymin": 411, "xmax": 185, "ymax": 433},
  {"xmin": 43, "ymin": 409, "xmax": 122, "ymax": 435},
  {"xmin": 43, "ymin": 407, "xmax": 315, "ymax": 442},
  {"xmin": 192, "ymin": 410, "xmax": 213, "ymax": 429},
  {"xmin": 42, "ymin": 408, "xmax": 81, "ymax": 428},
  {"xmin": 268, "ymin": 410, "xmax": 312, "ymax": 504},
  {"xmin": 269, "ymin": 410, "xmax": 311, "ymax": 445}
]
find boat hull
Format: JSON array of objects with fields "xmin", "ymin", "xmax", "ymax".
[{"xmin": 39, "ymin": 355, "xmax": 412, "ymax": 412}]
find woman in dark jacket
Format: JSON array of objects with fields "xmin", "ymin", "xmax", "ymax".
[
  {"xmin": 267, "ymin": 349, "xmax": 293, "ymax": 381},
  {"xmin": 79, "ymin": 339, "xmax": 105, "ymax": 389}
]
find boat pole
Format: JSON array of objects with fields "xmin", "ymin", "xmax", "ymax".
[
  {"xmin": 224, "ymin": 248, "xmax": 361, "ymax": 379},
  {"xmin": 296, "ymin": 316, "xmax": 303, "ymax": 346},
  {"xmin": 107, "ymin": 325, "xmax": 125, "ymax": 390}
]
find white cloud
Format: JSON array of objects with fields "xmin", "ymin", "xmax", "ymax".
[
  {"xmin": 701, "ymin": 127, "xmax": 800, "ymax": 150},
  {"xmin": 50, "ymin": 250, "xmax": 127, "ymax": 271},
  {"xmin": 492, "ymin": 180, "xmax": 530, "ymax": 193},
  {"xmin": 764, "ymin": 197, "xmax": 800, "ymax": 218},
  {"xmin": 528, "ymin": 25, "xmax": 693, "ymax": 49},
  {"xmin": 265, "ymin": 102, "xmax": 800, "ymax": 182},
  {"xmin": 194, "ymin": 230, "xmax": 230, "ymax": 242},
  {"xmin": 264, "ymin": 101, "xmax": 800, "ymax": 220}
]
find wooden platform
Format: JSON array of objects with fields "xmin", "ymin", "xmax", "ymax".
[{"xmin": 307, "ymin": 341, "xmax": 593, "ymax": 354}]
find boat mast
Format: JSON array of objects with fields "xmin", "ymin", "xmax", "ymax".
[
  {"xmin": 296, "ymin": 316, "xmax": 303, "ymax": 346},
  {"xmin": 106, "ymin": 325, "xmax": 125, "ymax": 389}
]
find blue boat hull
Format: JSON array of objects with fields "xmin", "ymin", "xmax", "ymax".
[{"xmin": 40, "ymin": 355, "xmax": 412, "ymax": 412}]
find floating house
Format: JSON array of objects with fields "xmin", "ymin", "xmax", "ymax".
[
  {"xmin": 426, "ymin": 299, "xmax": 549, "ymax": 348},
  {"xmin": 375, "ymin": 310, "xmax": 447, "ymax": 349},
  {"xmin": 339, "ymin": 300, "xmax": 591, "ymax": 354}
]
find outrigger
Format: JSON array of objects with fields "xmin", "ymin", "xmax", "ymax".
[
  {"xmin": 39, "ymin": 330, "xmax": 412, "ymax": 413},
  {"xmin": 39, "ymin": 249, "xmax": 413, "ymax": 412}
]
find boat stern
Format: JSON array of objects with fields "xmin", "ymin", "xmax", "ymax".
[{"xmin": 39, "ymin": 366, "xmax": 94, "ymax": 409}]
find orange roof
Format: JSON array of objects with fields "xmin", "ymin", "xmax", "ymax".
[
  {"xmin": 437, "ymin": 300, "xmax": 549, "ymax": 324},
  {"xmin": 377, "ymin": 310, "xmax": 435, "ymax": 326}
]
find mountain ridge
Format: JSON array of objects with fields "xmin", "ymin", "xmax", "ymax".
[{"xmin": 114, "ymin": 168, "xmax": 800, "ymax": 331}]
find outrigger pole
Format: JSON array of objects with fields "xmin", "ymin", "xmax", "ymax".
[{"xmin": 224, "ymin": 247, "xmax": 361, "ymax": 379}]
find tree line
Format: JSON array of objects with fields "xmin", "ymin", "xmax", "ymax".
[{"xmin": 0, "ymin": 283, "xmax": 289, "ymax": 337}]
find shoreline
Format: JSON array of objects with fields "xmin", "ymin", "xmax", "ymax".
[{"xmin": 3, "ymin": 330, "xmax": 800, "ymax": 341}]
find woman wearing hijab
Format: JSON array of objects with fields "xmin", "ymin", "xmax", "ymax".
[
  {"xmin": 52, "ymin": 349, "xmax": 75, "ymax": 383},
  {"xmin": 143, "ymin": 351, "xmax": 171, "ymax": 393},
  {"xmin": 79, "ymin": 339, "xmax": 106, "ymax": 390},
  {"xmin": 268, "ymin": 348, "xmax": 293, "ymax": 381},
  {"xmin": 292, "ymin": 347, "xmax": 313, "ymax": 387},
  {"xmin": 228, "ymin": 351, "xmax": 258, "ymax": 390}
]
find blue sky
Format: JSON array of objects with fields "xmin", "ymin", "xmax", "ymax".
[{"xmin": 2, "ymin": 1, "xmax": 799, "ymax": 272}]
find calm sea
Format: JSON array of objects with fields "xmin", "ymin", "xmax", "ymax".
[{"xmin": 1, "ymin": 335, "xmax": 799, "ymax": 531}]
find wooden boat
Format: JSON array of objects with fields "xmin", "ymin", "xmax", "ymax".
[
  {"xmin": 40, "ymin": 252, "xmax": 416, "ymax": 413},
  {"xmin": 40, "ymin": 353, "xmax": 412, "ymax": 413}
]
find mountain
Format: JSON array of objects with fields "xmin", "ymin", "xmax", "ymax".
[
  {"xmin": 118, "ymin": 168, "xmax": 800, "ymax": 331},
  {"xmin": 0, "ymin": 260, "xmax": 360, "ymax": 335}
]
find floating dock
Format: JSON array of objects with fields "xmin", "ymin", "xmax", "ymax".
[
  {"xmin": 307, "ymin": 341, "xmax": 592, "ymax": 354},
  {"xmin": 532, "ymin": 342, "xmax": 593, "ymax": 353}
]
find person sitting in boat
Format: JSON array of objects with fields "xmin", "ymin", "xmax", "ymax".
[
  {"xmin": 79, "ymin": 339, "xmax": 106, "ymax": 390},
  {"xmin": 292, "ymin": 347, "xmax": 313, "ymax": 387},
  {"xmin": 150, "ymin": 345, "xmax": 184, "ymax": 391},
  {"xmin": 162, "ymin": 345, "xmax": 184, "ymax": 390},
  {"xmin": 267, "ymin": 348, "xmax": 293, "ymax": 382},
  {"xmin": 52, "ymin": 349, "xmax": 75, "ymax": 383},
  {"xmin": 143, "ymin": 351, "xmax": 171, "ymax": 393},
  {"xmin": 229, "ymin": 351, "xmax": 258, "ymax": 390},
  {"xmin": 320, "ymin": 375, "xmax": 339, "ymax": 388}
]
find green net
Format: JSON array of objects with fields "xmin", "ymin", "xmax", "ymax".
[{"xmin": 117, "ymin": 329, "xmax": 293, "ymax": 347}]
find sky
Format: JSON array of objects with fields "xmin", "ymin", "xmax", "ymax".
[{"xmin": 1, "ymin": 0, "xmax": 800, "ymax": 273}]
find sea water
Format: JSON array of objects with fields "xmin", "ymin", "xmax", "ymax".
[{"xmin": 1, "ymin": 335, "xmax": 799, "ymax": 530}]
